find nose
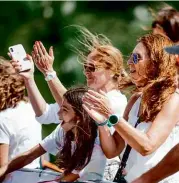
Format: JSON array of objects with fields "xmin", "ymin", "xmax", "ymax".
[
  {"xmin": 127, "ymin": 56, "xmax": 133, "ymax": 66},
  {"xmin": 58, "ymin": 109, "xmax": 63, "ymax": 120}
]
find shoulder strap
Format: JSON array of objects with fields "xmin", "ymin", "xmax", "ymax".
[{"xmin": 113, "ymin": 118, "xmax": 141, "ymax": 182}]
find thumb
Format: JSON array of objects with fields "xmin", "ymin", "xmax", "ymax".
[
  {"xmin": 99, "ymin": 89, "xmax": 106, "ymax": 96},
  {"xmin": 49, "ymin": 46, "xmax": 54, "ymax": 57},
  {"xmin": 26, "ymin": 54, "xmax": 32, "ymax": 61}
]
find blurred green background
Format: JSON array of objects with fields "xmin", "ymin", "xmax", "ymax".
[{"xmin": 1, "ymin": 1, "xmax": 178, "ymax": 138}]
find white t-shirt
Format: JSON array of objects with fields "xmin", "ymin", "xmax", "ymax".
[
  {"xmin": 40, "ymin": 125, "xmax": 107, "ymax": 181},
  {"xmin": 125, "ymin": 97, "xmax": 179, "ymax": 182},
  {"xmin": 36, "ymin": 89, "xmax": 127, "ymax": 181},
  {"xmin": 0, "ymin": 101, "xmax": 42, "ymax": 168}
]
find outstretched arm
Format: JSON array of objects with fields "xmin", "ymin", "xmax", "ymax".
[
  {"xmin": 0, "ymin": 144, "xmax": 46, "ymax": 182},
  {"xmin": 11, "ymin": 55, "xmax": 47, "ymax": 117},
  {"xmin": 132, "ymin": 143, "xmax": 179, "ymax": 183},
  {"xmin": 32, "ymin": 41, "xmax": 67, "ymax": 106}
]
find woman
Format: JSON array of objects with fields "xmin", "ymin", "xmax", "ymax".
[
  {"xmin": 83, "ymin": 33, "xmax": 179, "ymax": 182},
  {"xmin": 0, "ymin": 87, "xmax": 106, "ymax": 182},
  {"xmin": 12, "ymin": 27, "xmax": 131, "ymax": 180},
  {"xmin": 0, "ymin": 58, "xmax": 42, "ymax": 181}
]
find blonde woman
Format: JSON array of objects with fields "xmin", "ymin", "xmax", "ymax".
[{"xmin": 83, "ymin": 34, "xmax": 179, "ymax": 182}]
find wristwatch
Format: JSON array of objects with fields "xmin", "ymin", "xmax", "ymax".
[
  {"xmin": 107, "ymin": 114, "xmax": 121, "ymax": 127},
  {"xmin": 45, "ymin": 71, "xmax": 56, "ymax": 81},
  {"xmin": 94, "ymin": 120, "xmax": 108, "ymax": 127}
]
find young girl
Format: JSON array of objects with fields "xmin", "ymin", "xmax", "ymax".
[{"xmin": 0, "ymin": 87, "xmax": 106, "ymax": 182}]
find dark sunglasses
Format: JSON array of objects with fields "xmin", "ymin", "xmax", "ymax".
[
  {"xmin": 131, "ymin": 53, "xmax": 142, "ymax": 64},
  {"xmin": 83, "ymin": 63, "xmax": 96, "ymax": 73}
]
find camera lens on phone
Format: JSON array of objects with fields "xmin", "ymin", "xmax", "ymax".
[{"xmin": 10, "ymin": 48, "xmax": 13, "ymax": 52}]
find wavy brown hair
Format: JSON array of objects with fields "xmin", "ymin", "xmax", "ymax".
[
  {"xmin": 55, "ymin": 87, "xmax": 97, "ymax": 174},
  {"xmin": 0, "ymin": 57, "xmax": 27, "ymax": 111},
  {"xmin": 138, "ymin": 34, "xmax": 177, "ymax": 122},
  {"xmin": 75, "ymin": 27, "xmax": 132, "ymax": 89},
  {"xmin": 152, "ymin": 6, "xmax": 179, "ymax": 43}
]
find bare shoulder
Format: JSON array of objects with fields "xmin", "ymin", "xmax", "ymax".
[{"xmin": 123, "ymin": 92, "xmax": 142, "ymax": 120}]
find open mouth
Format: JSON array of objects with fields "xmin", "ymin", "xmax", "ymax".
[
  {"xmin": 61, "ymin": 121, "xmax": 65, "ymax": 125},
  {"xmin": 130, "ymin": 69, "xmax": 136, "ymax": 74}
]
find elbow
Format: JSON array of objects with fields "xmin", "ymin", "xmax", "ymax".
[
  {"xmin": 139, "ymin": 143, "xmax": 156, "ymax": 156},
  {"xmin": 105, "ymin": 153, "xmax": 116, "ymax": 159}
]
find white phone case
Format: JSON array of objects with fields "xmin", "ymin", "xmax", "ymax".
[{"xmin": 9, "ymin": 44, "xmax": 32, "ymax": 72}]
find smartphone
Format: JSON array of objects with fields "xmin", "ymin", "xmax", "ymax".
[{"xmin": 9, "ymin": 44, "xmax": 32, "ymax": 72}]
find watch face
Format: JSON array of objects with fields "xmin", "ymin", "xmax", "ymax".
[{"xmin": 109, "ymin": 115, "xmax": 118, "ymax": 124}]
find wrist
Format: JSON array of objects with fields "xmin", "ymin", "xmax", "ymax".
[
  {"xmin": 24, "ymin": 76, "xmax": 35, "ymax": 84},
  {"xmin": 107, "ymin": 114, "xmax": 122, "ymax": 127},
  {"xmin": 43, "ymin": 68, "xmax": 55, "ymax": 77},
  {"xmin": 44, "ymin": 70, "xmax": 57, "ymax": 81}
]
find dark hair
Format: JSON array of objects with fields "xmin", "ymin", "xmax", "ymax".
[
  {"xmin": 152, "ymin": 7, "xmax": 179, "ymax": 42},
  {"xmin": 55, "ymin": 87, "xmax": 97, "ymax": 174}
]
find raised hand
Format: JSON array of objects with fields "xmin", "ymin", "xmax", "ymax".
[
  {"xmin": 82, "ymin": 90, "xmax": 113, "ymax": 124},
  {"xmin": 32, "ymin": 41, "xmax": 54, "ymax": 75}
]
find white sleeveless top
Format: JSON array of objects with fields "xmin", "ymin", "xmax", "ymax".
[{"xmin": 125, "ymin": 97, "xmax": 179, "ymax": 182}]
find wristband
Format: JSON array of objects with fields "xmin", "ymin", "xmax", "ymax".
[
  {"xmin": 94, "ymin": 120, "xmax": 108, "ymax": 127},
  {"xmin": 45, "ymin": 71, "xmax": 56, "ymax": 81}
]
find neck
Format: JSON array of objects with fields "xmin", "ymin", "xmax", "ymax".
[{"xmin": 97, "ymin": 81, "xmax": 118, "ymax": 93}]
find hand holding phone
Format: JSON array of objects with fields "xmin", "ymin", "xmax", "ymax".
[{"xmin": 9, "ymin": 44, "xmax": 32, "ymax": 72}]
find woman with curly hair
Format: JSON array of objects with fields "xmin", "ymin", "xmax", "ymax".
[
  {"xmin": 0, "ymin": 87, "xmax": 106, "ymax": 182},
  {"xmin": 0, "ymin": 58, "xmax": 42, "ymax": 180},
  {"xmin": 83, "ymin": 34, "xmax": 179, "ymax": 183}
]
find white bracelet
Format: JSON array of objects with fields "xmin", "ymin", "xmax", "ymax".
[{"xmin": 45, "ymin": 71, "xmax": 57, "ymax": 81}]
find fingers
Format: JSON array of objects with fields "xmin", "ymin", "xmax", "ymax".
[
  {"xmin": 11, "ymin": 61, "xmax": 22, "ymax": 72},
  {"xmin": 35, "ymin": 42, "xmax": 44, "ymax": 57},
  {"xmin": 49, "ymin": 46, "xmax": 54, "ymax": 57},
  {"xmin": 39, "ymin": 41, "xmax": 47, "ymax": 55},
  {"xmin": 88, "ymin": 89, "xmax": 106, "ymax": 99}
]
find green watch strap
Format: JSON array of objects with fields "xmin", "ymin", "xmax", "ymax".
[{"xmin": 95, "ymin": 120, "xmax": 108, "ymax": 126}]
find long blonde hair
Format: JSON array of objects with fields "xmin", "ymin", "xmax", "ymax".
[
  {"xmin": 139, "ymin": 34, "xmax": 177, "ymax": 122},
  {"xmin": 75, "ymin": 27, "xmax": 132, "ymax": 89},
  {"xmin": 0, "ymin": 57, "xmax": 27, "ymax": 111}
]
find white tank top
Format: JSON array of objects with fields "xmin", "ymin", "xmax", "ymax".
[{"xmin": 125, "ymin": 97, "xmax": 179, "ymax": 182}]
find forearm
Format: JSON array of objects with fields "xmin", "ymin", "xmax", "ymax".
[
  {"xmin": 24, "ymin": 78, "xmax": 47, "ymax": 117},
  {"xmin": 133, "ymin": 144, "xmax": 179, "ymax": 183},
  {"xmin": 46, "ymin": 76, "xmax": 67, "ymax": 106},
  {"xmin": 114, "ymin": 119, "xmax": 154, "ymax": 156},
  {"xmin": 98, "ymin": 126, "xmax": 125, "ymax": 158},
  {"xmin": 41, "ymin": 160, "xmax": 64, "ymax": 173},
  {"xmin": 4, "ymin": 144, "xmax": 45, "ymax": 175}
]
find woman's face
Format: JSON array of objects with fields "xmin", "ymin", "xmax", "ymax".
[
  {"xmin": 58, "ymin": 98, "xmax": 77, "ymax": 132},
  {"xmin": 83, "ymin": 50, "xmax": 112, "ymax": 90},
  {"xmin": 127, "ymin": 42, "xmax": 150, "ymax": 88}
]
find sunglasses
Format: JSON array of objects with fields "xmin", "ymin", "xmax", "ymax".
[
  {"xmin": 83, "ymin": 63, "xmax": 96, "ymax": 73},
  {"xmin": 131, "ymin": 53, "xmax": 142, "ymax": 64}
]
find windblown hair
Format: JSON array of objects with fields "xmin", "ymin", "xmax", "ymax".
[
  {"xmin": 0, "ymin": 57, "xmax": 27, "ymax": 111},
  {"xmin": 139, "ymin": 34, "xmax": 177, "ymax": 122},
  {"xmin": 55, "ymin": 87, "xmax": 97, "ymax": 174},
  {"xmin": 75, "ymin": 27, "xmax": 132, "ymax": 89},
  {"xmin": 152, "ymin": 6, "xmax": 179, "ymax": 42}
]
